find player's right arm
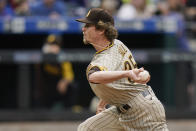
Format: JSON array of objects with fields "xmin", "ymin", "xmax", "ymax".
[{"xmin": 88, "ymin": 67, "xmax": 150, "ymax": 84}]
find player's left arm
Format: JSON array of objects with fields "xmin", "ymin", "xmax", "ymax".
[{"xmin": 96, "ymin": 99, "xmax": 108, "ymax": 114}]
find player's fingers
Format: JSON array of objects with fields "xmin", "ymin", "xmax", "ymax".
[
  {"xmin": 133, "ymin": 68, "xmax": 143, "ymax": 75},
  {"xmin": 139, "ymin": 67, "xmax": 144, "ymax": 73},
  {"xmin": 132, "ymin": 68, "xmax": 139, "ymax": 74},
  {"xmin": 139, "ymin": 67, "xmax": 144, "ymax": 71},
  {"xmin": 96, "ymin": 107, "xmax": 105, "ymax": 114}
]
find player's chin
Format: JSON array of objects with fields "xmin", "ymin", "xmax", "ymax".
[{"xmin": 83, "ymin": 38, "xmax": 90, "ymax": 45}]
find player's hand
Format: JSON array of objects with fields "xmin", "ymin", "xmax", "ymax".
[
  {"xmin": 96, "ymin": 99, "xmax": 107, "ymax": 114},
  {"xmin": 128, "ymin": 68, "xmax": 150, "ymax": 84},
  {"xmin": 128, "ymin": 67, "xmax": 144, "ymax": 81},
  {"xmin": 96, "ymin": 107, "xmax": 106, "ymax": 114}
]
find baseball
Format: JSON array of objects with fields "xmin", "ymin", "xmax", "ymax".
[{"xmin": 138, "ymin": 70, "xmax": 149, "ymax": 81}]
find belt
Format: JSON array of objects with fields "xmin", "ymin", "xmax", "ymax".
[
  {"xmin": 116, "ymin": 89, "xmax": 151, "ymax": 114},
  {"xmin": 116, "ymin": 104, "xmax": 130, "ymax": 114}
]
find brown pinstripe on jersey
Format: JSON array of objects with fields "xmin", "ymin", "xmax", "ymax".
[{"xmin": 78, "ymin": 39, "xmax": 169, "ymax": 131}]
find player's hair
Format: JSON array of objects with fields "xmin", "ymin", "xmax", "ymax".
[{"xmin": 95, "ymin": 21, "xmax": 118, "ymax": 42}]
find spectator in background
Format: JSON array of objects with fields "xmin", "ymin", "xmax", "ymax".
[
  {"xmin": 155, "ymin": 0, "xmax": 189, "ymax": 50},
  {"xmin": 168, "ymin": 0, "xmax": 184, "ymax": 13},
  {"xmin": 100, "ymin": 0, "xmax": 120, "ymax": 16},
  {"xmin": 185, "ymin": 0, "xmax": 196, "ymax": 35},
  {"xmin": 185, "ymin": 0, "xmax": 196, "ymax": 20},
  {"xmin": 63, "ymin": 0, "xmax": 86, "ymax": 7},
  {"xmin": 28, "ymin": 0, "xmax": 39, "ymax": 4},
  {"xmin": 117, "ymin": 0, "xmax": 153, "ymax": 20},
  {"xmin": 30, "ymin": 0, "xmax": 67, "ymax": 18},
  {"xmin": 85, "ymin": 0, "xmax": 102, "ymax": 9},
  {"xmin": 62, "ymin": 0, "xmax": 86, "ymax": 16},
  {"xmin": 75, "ymin": 0, "xmax": 121, "ymax": 16},
  {"xmin": 155, "ymin": 0, "xmax": 170, "ymax": 16},
  {"xmin": 34, "ymin": 34, "xmax": 78, "ymax": 110},
  {"xmin": 10, "ymin": 0, "xmax": 30, "ymax": 16},
  {"xmin": 0, "ymin": 0, "xmax": 15, "ymax": 17},
  {"xmin": 155, "ymin": 0, "xmax": 193, "ymax": 108}
]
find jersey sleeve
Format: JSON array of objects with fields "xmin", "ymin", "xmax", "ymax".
[{"xmin": 88, "ymin": 66, "xmax": 101, "ymax": 77}]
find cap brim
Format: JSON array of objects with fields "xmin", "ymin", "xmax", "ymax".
[{"xmin": 75, "ymin": 18, "xmax": 92, "ymax": 24}]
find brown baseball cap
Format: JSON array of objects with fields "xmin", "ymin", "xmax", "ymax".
[{"xmin": 76, "ymin": 8, "xmax": 114, "ymax": 26}]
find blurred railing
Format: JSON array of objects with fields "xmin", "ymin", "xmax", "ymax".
[
  {"xmin": 0, "ymin": 16, "xmax": 178, "ymax": 34},
  {"xmin": 0, "ymin": 49, "xmax": 196, "ymax": 63}
]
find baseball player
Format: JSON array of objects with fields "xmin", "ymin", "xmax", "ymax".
[{"xmin": 76, "ymin": 8, "xmax": 169, "ymax": 131}]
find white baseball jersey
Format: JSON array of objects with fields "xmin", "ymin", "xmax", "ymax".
[
  {"xmin": 86, "ymin": 39, "xmax": 147, "ymax": 106},
  {"xmin": 78, "ymin": 39, "xmax": 169, "ymax": 131}
]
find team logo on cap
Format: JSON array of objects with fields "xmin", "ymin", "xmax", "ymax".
[{"xmin": 86, "ymin": 10, "xmax": 91, "ymax": 17}]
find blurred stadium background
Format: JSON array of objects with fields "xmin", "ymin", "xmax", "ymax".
[{"xmin": 0, "ymin": 0, "xmax": 196, "ymax": 130}]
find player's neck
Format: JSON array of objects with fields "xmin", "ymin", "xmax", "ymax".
[{"xmin": 91, "ymin": 39, "xmax": 111, "ymax": 52}]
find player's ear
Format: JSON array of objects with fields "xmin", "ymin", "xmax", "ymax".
[{"xmin": 98, "ymin": 29, "xmax": 105, "ymax": 35}]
